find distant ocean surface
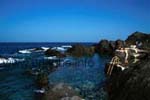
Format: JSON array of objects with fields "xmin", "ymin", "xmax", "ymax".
[
  {"xmin": 0, "ymin": 42, "xmax": 110, "ymax": 100},
  {"xmin": 0, "ymin": 42, "xmax": 95, "ymax": 55}
]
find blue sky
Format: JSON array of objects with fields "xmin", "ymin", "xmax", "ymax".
[{"xmin": 0, "ymin": 0, "xmax": 150, "ymax": 42}]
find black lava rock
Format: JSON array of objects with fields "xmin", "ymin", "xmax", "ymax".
[
  {"xmin": 45, "ymin": 49, "xmax": 65, "ymax": 57},
  {"xmin": 126, "ymin": 31, "xmax": 150, "ymax": 49},
  {"xmin": 105, "ymin": 55, "xmax": 150, "ymax": 100},
  {"xmin": 95, "ymin": 39, "xmax": 114, "ymax": 55},
  {"xmin": 67, "ymin": 44, "xmax": 95, "ymax": 57}
]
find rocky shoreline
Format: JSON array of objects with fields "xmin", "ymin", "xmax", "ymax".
[
  {"xmin": 28, "ymin": 31, "xmax": 150, "ymax": 100},
  {"xmin": 103, "ymin": 32, "xmax": 150, "ymax": 100}
]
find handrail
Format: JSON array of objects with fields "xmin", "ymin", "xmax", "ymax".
[{"xmin": 107, "ymin": 56, "xmax": 120, "ymax": 76}]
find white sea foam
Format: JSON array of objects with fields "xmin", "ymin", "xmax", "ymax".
[
  {"xmin": 41, "ymin": 47, "xmax": 49, "ymax": 51},
  {"xmin": 61, "ymin": 45, "xmax": 72, "ymax": 48},
  {"xmin": 19, "ymin": 47, "xmax": 50, "ymax": 54},
  {"xmin": 34, "ymin": 88, "xmax": 45, "ymax": 94},
  {"xmin": 44, "ymin": 56, "xmax": 57, "ymax": 60},
  {"xmin": 53, "ymin": 62, "xmax": 57, "ymax": 66},
  {"xmin": 51, "ymin": 47, "xmax": 66, "ymax": 52},
  {"xmin": 18, "ymin": 50, "xmax": 31, "ymax": 54},
  {"xmin": 0, "ymin": 57, "xmax": 25, "ymax": 64},
  {"xmin": 52, "ymin": 45, "xmax": 72, "ymax": 52}
]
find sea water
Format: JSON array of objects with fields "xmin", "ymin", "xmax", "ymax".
[{"xmin": 0, "ymin": 43, "xmax": 110, "ymax": 100}]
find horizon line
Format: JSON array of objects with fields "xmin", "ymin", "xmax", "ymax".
[{"xmin": 0, "ymin": 41, "xmax": 98, "ymax": 43}]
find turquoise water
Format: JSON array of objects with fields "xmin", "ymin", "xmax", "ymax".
[{"xmin": 0, "ymin": 43, "xmax": 110, "ymax": 100}]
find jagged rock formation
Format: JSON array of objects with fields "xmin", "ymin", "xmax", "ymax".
[{"xmin": 104, "ymin": 32, "xmax": 150, "ymax": 100}]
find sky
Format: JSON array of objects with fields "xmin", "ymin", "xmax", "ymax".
[{"xmin": 0, "ymin": 0, "xmax": 150, "ymax": 42}]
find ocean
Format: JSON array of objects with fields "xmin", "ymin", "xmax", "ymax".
[{"xmin": 0, "ymin": 43, "xmax": 110, "ymax": 100}]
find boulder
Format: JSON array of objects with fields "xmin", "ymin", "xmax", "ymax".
[
  {"xmin": 33, "ymin": 47, "xmax": 44, "ymax": 52},
  {"xmin": 95, "ymin": 40, "xmax": 109, "ymax": 54},
  {"xmin": 41, "ymin": 83, "xmax": 83, "ymax": 100},
  {"xmin": 45, "ymin": 49, "xmax": 65, "ymax": 57},
  {"xmin": 95, "ymin": 40, "xmax": 114, "ymax": 55},
  {"xmin": 67, "ymin": 44, "xmax": 94, "ymax": 57},
  {"xmin": 61, "ymin": 96, "xmax": 83, "ymax": 100}
]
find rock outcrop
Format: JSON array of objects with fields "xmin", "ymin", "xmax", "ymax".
[
  {"xmin": 126, "ymin": 31, "xmax": 150, "ymax": 49},
  {"xmin": 45, "ymin": 49, "xmax": 65, "ymax": 57},
  {"xmin": 95, "ymin": 32, "xmax": 150, "ymax": 55},
  {"xmin": 67, "ymin": 44, "xmax": 95, "ymax": 57},
  {"xmin": 105, "ymin": 55, "xmax": 150, "ymax": 100},
  {"xmin": 95, "ymin": 40, "xmax": 113, "ymax": 55},
  {"xmin": 104, "ymin": 31, "xmax": 150, "ymax": 100},
  {"xmin": 95, "ymin": 39, "xmax": 125, "ymax": 55}
]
